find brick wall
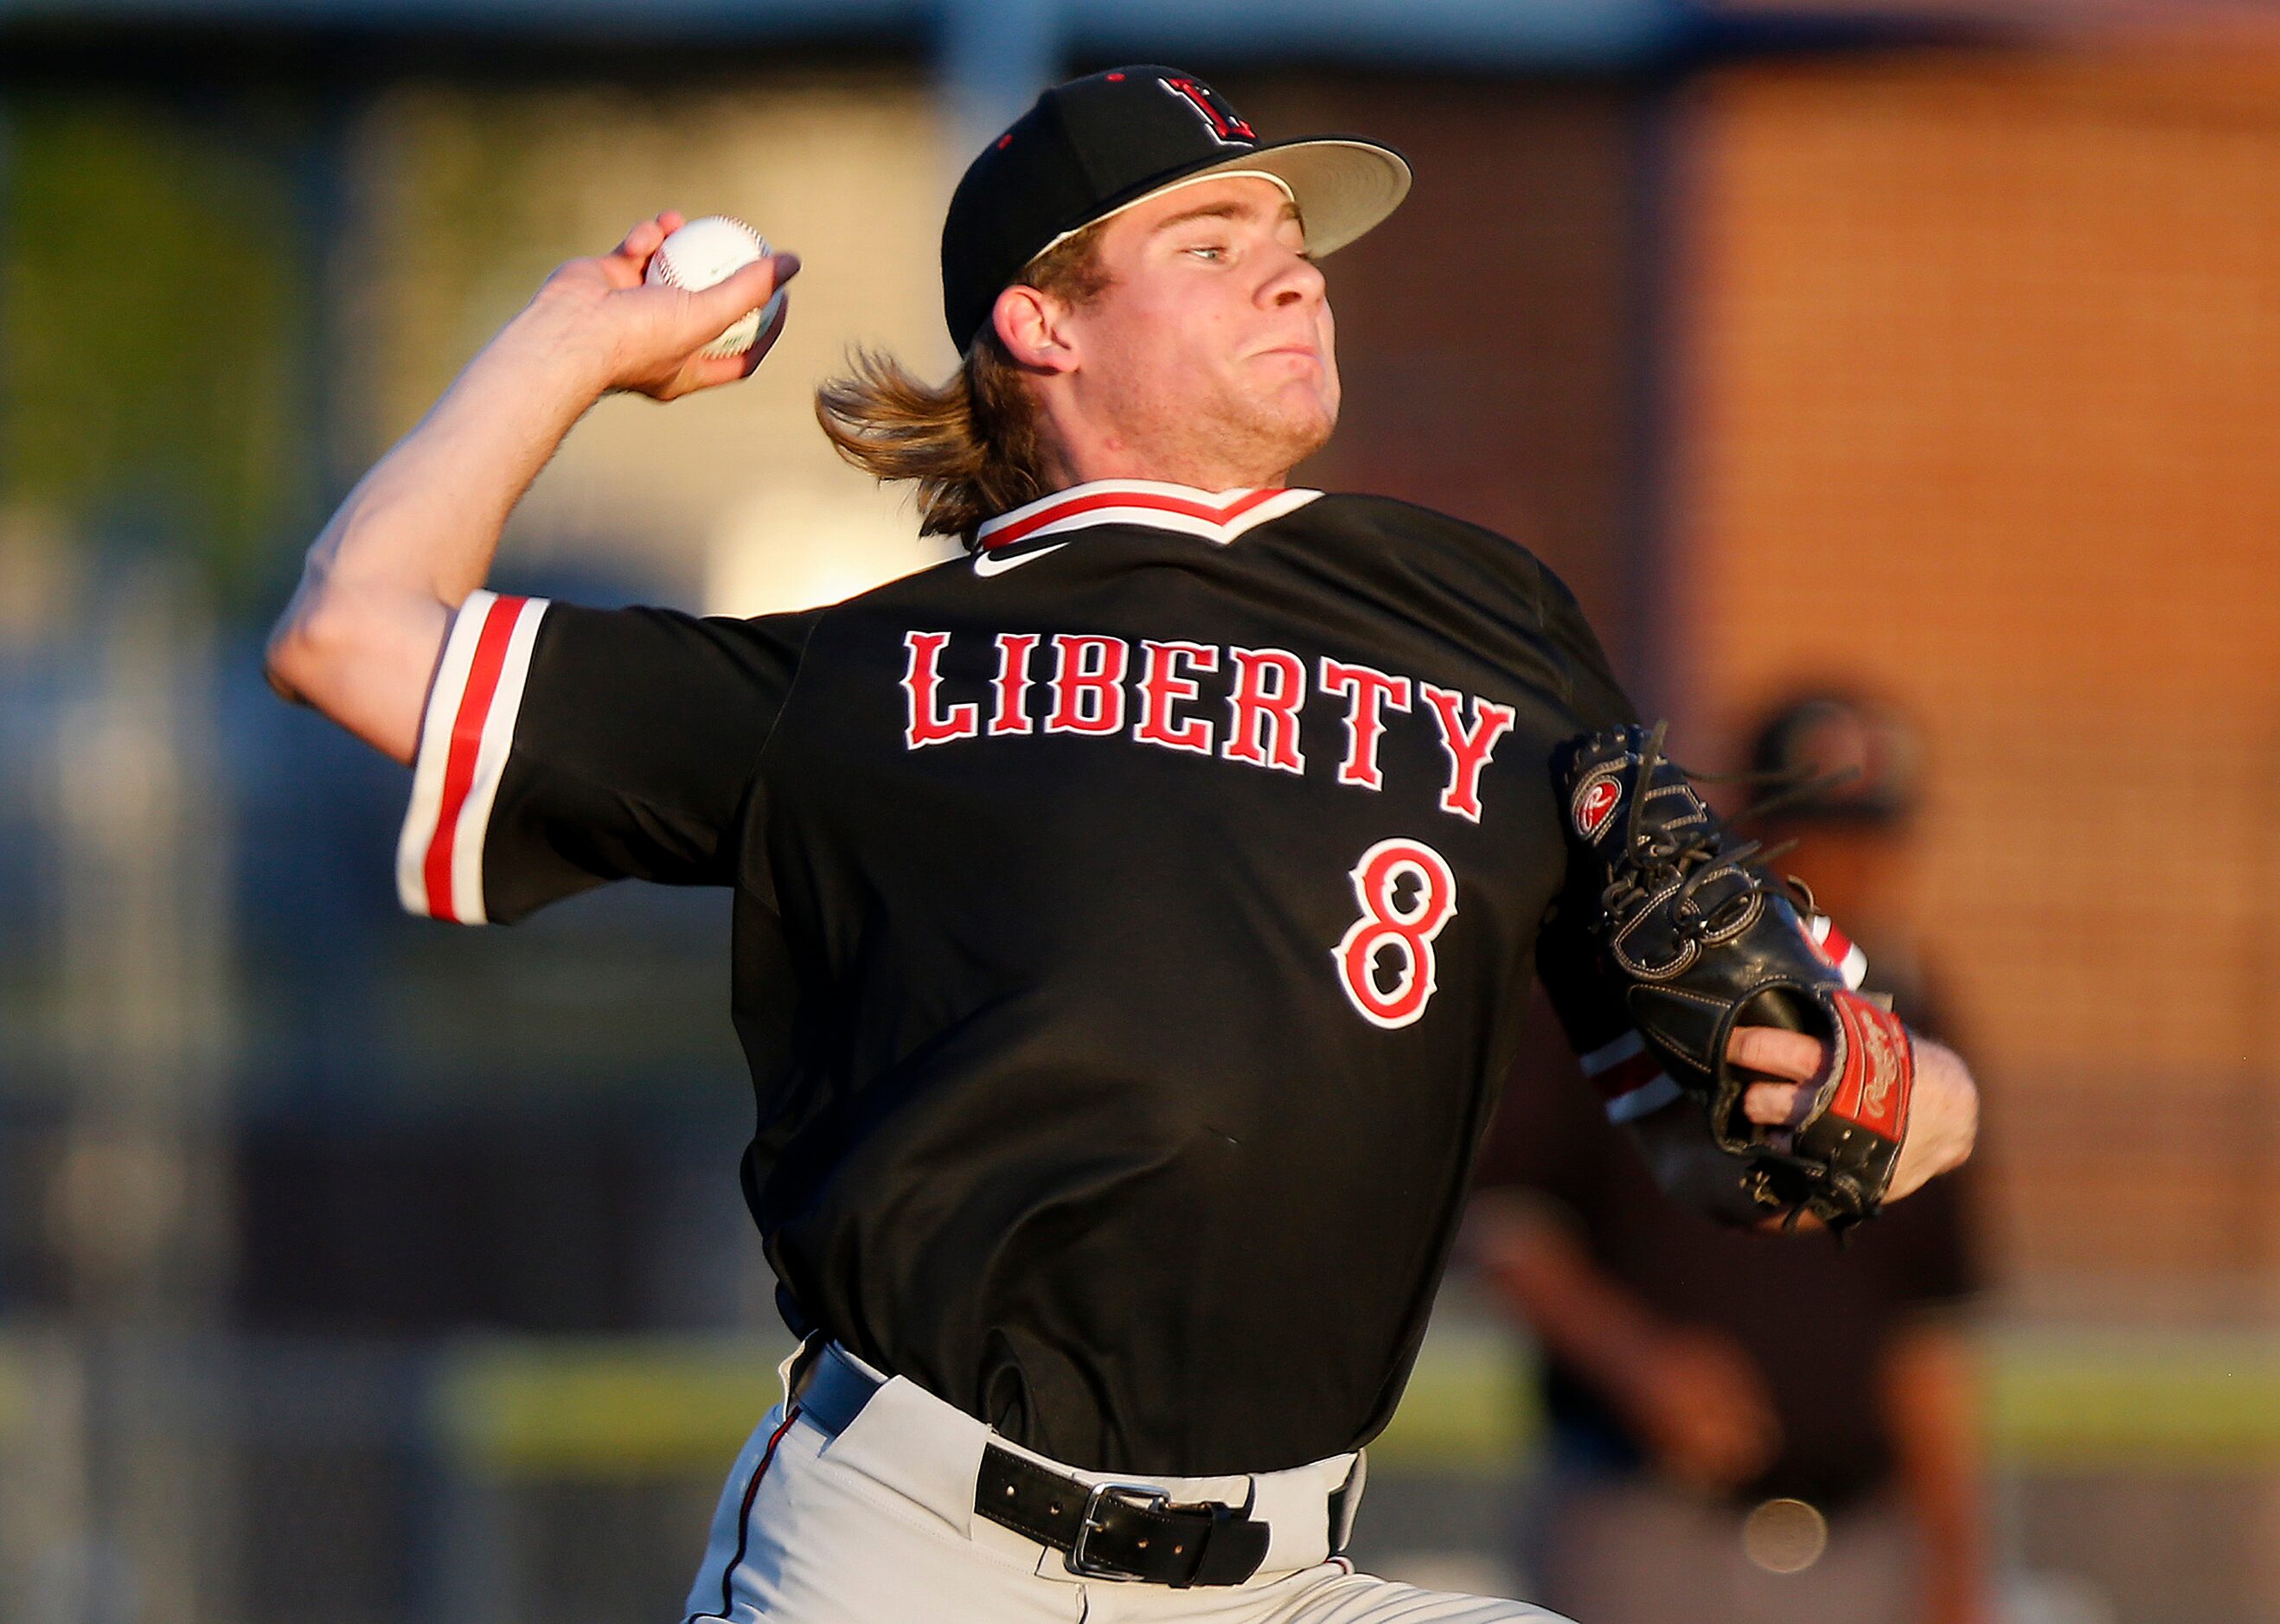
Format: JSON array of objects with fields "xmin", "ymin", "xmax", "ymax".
[
  {"xmin": 1671, "ymin": 47, "xmax": 2280, "ymax": 1295},
  {"xmin": 1227, "ymin": 73, "xmax": 1642, "ymax": 655}
]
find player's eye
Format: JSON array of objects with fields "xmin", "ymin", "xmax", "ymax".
[{"xmin": 1185, "ymin": 240, "xmax": 1229, "ymax": 261}]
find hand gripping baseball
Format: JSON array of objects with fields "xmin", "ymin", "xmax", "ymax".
[
  {"xmin": 528, "ymin": 212, "xmax": 799, "ymax": 401},
  {"xmin": 1559, "ymin": 722, "xmax": 1974, "ymax": 1228}
]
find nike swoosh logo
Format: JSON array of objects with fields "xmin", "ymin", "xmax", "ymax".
[{"xmin": 972, "ymin": 541, "xmax": 1070, "ymax": 578}]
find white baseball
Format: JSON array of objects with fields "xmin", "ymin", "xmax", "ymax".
[{"xmin": 645, "ymin": 214, "xmax": 785, "ymax": 359}]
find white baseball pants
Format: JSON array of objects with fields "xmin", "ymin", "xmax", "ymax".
[{"xmin": 680, "ymin": 1346, "xmax": 1572, "ymax": 1624}]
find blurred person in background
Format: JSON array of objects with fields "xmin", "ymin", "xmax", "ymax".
[{"xmin": 1468, "ymin": 693, "xmax": 1992, "ymax": 1624}]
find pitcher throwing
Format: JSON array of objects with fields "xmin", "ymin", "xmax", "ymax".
[{"xmin": 266, "ymin": 66, "xmax": 1976, "ymax": 1624}]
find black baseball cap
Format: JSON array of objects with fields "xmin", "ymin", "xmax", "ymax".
[
  {"xmin": 942, "ymin": 66, "xmax": 1412, "ymax": 350},
  {"xmin": 1749, "ymin": 693, "xmax": 1924, "ymax": 826}
]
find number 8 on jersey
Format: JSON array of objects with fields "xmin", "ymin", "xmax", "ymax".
[{"xmin": 1335, "ymin": 838, "xmax": 1458, "ymax": 1029}]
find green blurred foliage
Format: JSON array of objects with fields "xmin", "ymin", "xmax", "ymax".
[{"xmin": 1, "ymin": 94, "xmax": 309, "ymax": 604}]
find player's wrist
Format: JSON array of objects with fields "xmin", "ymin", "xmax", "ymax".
[
  {"xmin": 1598, "ymin": 1315, "xmax": 1696, "ymax": 1410},
  {"xmin": 1888, "ymin": 1037, "xmax": 1977, "ymax": 1201},
  {"xmin": 494, "ymin": 294, "xmax": 621, "ymax": 403}
]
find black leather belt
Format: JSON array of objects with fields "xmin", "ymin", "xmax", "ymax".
[{"xmin": 794, "ymin": 1343, "xmax": 1348, "ymax": 1588}]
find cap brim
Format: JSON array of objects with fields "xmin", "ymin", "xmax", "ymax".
[
  {"xmin": 1195, "ymin": 137, "xmax": 1412, "ymax": 259},
  {"xmin": 1056, "ymin": 136, "xmax": 1412, "ymax": 263}
]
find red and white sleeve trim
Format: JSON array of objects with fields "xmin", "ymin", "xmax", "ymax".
[
  {"xmin": 1579, "ymin": 1029, "xmax": 1682, "ymax": 1124},
  {"xmin": 395, "ymin": 590, "xmax": 549, "ymax": 924},
  {"xmin": 1804, "ymin": 911, "xmax": 1870, "ymax": 990}
]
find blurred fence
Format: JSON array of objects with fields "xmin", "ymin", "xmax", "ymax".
[{"xmin": 11, "ymin": 1317, "xmax": 2280, "ymax": 1622}]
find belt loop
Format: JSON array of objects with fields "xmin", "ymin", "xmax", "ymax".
[
  {"xmin": 1329, "ymin": 1450, "xmax": 1367, "ymax": 1556},
  {"xmin": 1184, "ymin": 1505, "xmax": 1272, "ymax": 1587},
  {"xmin": 777, "ymin": 1332, "xmax": 826, "ymax": 1410}
]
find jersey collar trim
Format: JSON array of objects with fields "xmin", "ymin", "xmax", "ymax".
[{"xmin": 976, "ymin": 480, "xmax": 1323, "ymax": 553}]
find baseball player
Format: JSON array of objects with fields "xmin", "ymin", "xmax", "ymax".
[{"xmin": 266, "ymin": 67, "xmax": 1977, "ymax": 1624}]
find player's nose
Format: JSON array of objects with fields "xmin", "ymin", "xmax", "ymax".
[{"xmin": 1263, "ymin": 247, "xmax": 1327, "ymax": 309}]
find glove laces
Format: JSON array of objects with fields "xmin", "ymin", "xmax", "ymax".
[{"xmin": 1604, "ymin": 720, "xmax": 1855, "ymax": 936}]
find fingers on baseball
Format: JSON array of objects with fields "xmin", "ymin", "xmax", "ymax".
[
  {"xmin": 708, "ymin": 251, "xmax": 799, "ymax": 315},
  {"xmin": 692, "ymin": 255, "xmax": 798, "ymax": 370},
  {"xmin": 741, "ymin": 284, "xmax": 793, "ymax": 374},
  {"xmin": 615, "ymin": 217, "xmax": 663, "ymax": 264},
  {"xmin": 670, "ymin": 296, "xmax": 789, "ymax": 392}
]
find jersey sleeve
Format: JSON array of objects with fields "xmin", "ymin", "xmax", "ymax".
[
  {"xmin": 1472, "ymin": 990, "xmax": 1615, "ymax": 1212},
  {"xmin": 1534, "ymin": 558, "xmax": 1633, "ymax": 738},
  {"xmin": 1528, "ymin": 562, "xmax": 1661, "ymax": 1121},
  {"xmin": 395, "ymin": 589, "xmax": 818, "ymax": 925}
]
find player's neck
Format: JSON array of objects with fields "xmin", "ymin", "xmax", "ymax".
[
  {"xmin": 1034, "ymin": 413, "xmax": 1291, "ymax": 496},
  {"xmin": 1045, "ymin": 444, "xmax": 1290, "ymax": 495}
]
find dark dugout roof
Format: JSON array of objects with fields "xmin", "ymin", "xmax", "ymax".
[{"xmin": 0, "ymin": 0, "xmax": 2015, "ymax": 74}]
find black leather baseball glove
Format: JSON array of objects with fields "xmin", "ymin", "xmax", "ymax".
[{"xmin": 1556, "ymin": 721, "xmax": 1915, "ymax": 1230}]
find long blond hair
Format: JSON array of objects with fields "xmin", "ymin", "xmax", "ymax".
[{"xmin": 815, "ymin": 227, "xmax": 1111, "ymax": 546}]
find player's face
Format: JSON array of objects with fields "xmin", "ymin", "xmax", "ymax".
[{"xmin": 1064, "ymin": 176, "xmax": 1339, "ymax": 482}]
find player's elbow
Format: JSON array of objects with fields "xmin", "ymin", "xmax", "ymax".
[
  {"xmin": 263, "ymin": 576, "xmax": 353, "ymax": 708},
  {"xmin": 261, "ymin": 572, "xmax": 444, "ymax": 767}
]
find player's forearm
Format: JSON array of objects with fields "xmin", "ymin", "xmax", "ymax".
[
  {"xmin": 330, "ymin": 304, "xmax": 608, "ymax": 600},
  {"xmin": 1466, "ymin": 1191, "xmax": 1669, "ymax": 1391},
  {"xmin": 266, "ymin": 303, "xmax": 611, "ymax": 761}
]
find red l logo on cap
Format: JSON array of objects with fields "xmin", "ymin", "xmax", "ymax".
[{"xmin": 1158, "ymin": 77, "xmax": 1255, "ymax": 144}]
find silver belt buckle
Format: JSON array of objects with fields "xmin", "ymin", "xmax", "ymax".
[{"xmin": 1066, "ymin": 1480, "xmax": 1174, "ymax": 1580}]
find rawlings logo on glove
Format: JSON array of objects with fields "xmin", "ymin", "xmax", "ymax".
[
  {"xmin": 1556, "ymin": 721, "xmax": 1917, "ymax": 1230},
  {"xmin": 1573, "ymin": 776, "xmax": 1623, "ymax": 839}
]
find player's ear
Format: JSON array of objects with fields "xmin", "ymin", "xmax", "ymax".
[{"xmin": 992, "ymin": 284, "xmax": 1079, "ymax": 374}]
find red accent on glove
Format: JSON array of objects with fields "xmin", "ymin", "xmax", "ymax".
[{"xmin": 1825, "ymin": 990, "xmax": 1912, "ymax": 1143}]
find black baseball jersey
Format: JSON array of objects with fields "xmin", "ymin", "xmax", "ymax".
[{"xmin": 397, "ymin": 480, "xmax": 1635, "ymax": 1476}]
